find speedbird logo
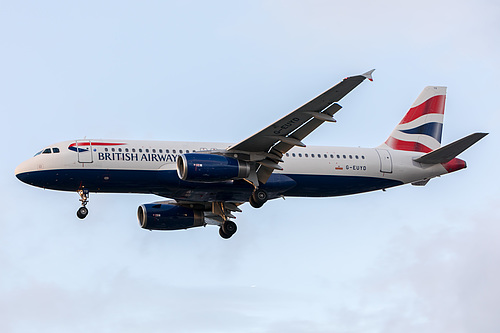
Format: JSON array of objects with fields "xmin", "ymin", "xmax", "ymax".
[{"xmin": 68, "ymin": 142, "xmax": 126, "ymax": 153}]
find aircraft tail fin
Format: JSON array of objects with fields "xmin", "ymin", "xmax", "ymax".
[
  {"xmin": 414, "ymin": 132, "xmax": 488, "ymax": 164},
  {"xmin": 382, "ymin": 86, "xmax": 447, "ymax": 152}
]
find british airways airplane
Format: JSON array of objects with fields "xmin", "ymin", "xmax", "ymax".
[{"xmin": 15, "ymin": 70, "xmax": 487, "ymax": 238}]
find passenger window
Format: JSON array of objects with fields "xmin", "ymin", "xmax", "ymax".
[
  {"xmin": 286, "ymin": 153, "xmax": 289, "ymax": 157},
  {"xmin": 349, "ymin": 155, "xmax": 352, "ymax": 159},
  {"xmin": 166, "ymin": 149, "xmax": 170, "ymax": 153},
  {"xmin": 343, "ymin": 155, "xmax": 346, "ymax": 159},
  {"xmin": 298, "ymin": 153, "xmax": 302, "ymax": 157},
  {"xmin": 330, "ymin": 154, "xmax": 333, "ymax": 158},
  {"xmin": 311, "ymin": 154, "xmax": 315, "ymax": 158},
  {"xmin": 305, "ymin": 154, "xmax": 308, "ymax": 158},
  {"xmin": 355, "ymin": 155, "xmax": 359, "ymax": 159},
  {"xmin": 132, "ymin": 148, "xmax": 136, "ymax": 153},
  {"xmin": 42, "ymin": 148, "xmax": 51, "ymax": 154},
  {"xmin": 317, "ymin": 154, "xmax": 320, "ymax": 158},
  {"xmin": 362, "ymin": 156, "xmax": 365, "ymax": 159},
  {"xmin": 159, "ymin": 149, "xmax": 163, "ymax": 153},
  {"xmin": 111, "ymin": 148, "xmax": 115, "ymax": 152},
  {"xmin": 324, "ymin": 154, "xmax": 327, "ymax": 158},
  {"xmin": 186, "ymin": 150, "xmax": 190, "ymax": 153},
  {"xmin": 118, "ymin": 148, "xmax": 122, "ymax": 152},
  {"xmin": 139, "ymin": 149, "xmax": 143, "ymax": 153},
  {"xmin": 125, "ymin": 148, "xmax": 129, "ymax": 153},
  {"xmin": 152, "ymin": 149, "xmax": 156, "ymax": 153},
  {"xmin": 145, "ymin": 149, "xmax": 149, "ymax": 153},
  {"xmin": 292, "ymin": 153, "xmax": 296, "ymax": 157},
  {"xmin": 173, "ymin": 150, "xmax": 176, "ymax": 154},
  {"xmin": 180, "ymin": 150, "xmax": 183, "ymax": 154},
  {"xmin": 337, "ymin": 155, "xmax": 340, "ymax": 158},
  {"xmin": 52, "ymin": 148, "xmax": 60, "ymax": 153}
]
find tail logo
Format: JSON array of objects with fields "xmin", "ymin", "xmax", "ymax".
[{"xmin": 384, "ymin": 87, "xmax": 446, "ymax": 153}]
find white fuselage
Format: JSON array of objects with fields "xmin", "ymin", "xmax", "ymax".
[{"xmin": 15, "ymin": 139, "xmax": 453, "ymax": 202}]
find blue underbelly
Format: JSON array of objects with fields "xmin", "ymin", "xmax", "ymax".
[
  {"xmin": 16, "ymin": 169, "xmax": 403, "ymax": 201},
  {"xmin": 282, "ymin": 174, "xmax": 403, "ymax": 197}
]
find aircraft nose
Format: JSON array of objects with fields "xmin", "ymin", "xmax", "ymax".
[{"xmin": 15, "ymin": 159, "xmax": 37, "ymax": 184}]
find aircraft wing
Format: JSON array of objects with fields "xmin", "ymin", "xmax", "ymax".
[{"xmin": 226, "ymin": 69, "xmax": 375, "ymax": 184}]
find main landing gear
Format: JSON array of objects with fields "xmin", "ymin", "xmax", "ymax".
[
  {"xmin": 219, "ymin": 220, "xmax": 237, "ymax": 239},
  {"xmin": 218, "ymin": 188, "xmax": 267, "ymax": 239},
  {"xmin": 249, "ymin": 188, "xmax": 268, "ymax": 208},
  {"xmin": 217, "ymin": 188, "xmax": 267, "ymax": 238},
  {"xmin": 77, "ymin": 189, "xmax": 89, "ymax": 219},
  {"xmin": 211, "ymin": 201, "xmax": 239, "ymax": 239}
]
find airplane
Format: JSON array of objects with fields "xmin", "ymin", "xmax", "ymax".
[{"xmin": 15, "ymin": 70, "xmax": 488, "ymax": 239}]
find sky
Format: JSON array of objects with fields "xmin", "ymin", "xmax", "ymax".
[{"xmin": 1, "ymin": 1, "xmax": 499, "ymax": 332}]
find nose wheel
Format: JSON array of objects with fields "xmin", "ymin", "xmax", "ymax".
[
  {"xmin": 77, "ymin": 206, "xmax": 89, "ymax": 219},
  {"xmin": 77, "ymin": 189, "xmax": 89, "ymax": 219}
]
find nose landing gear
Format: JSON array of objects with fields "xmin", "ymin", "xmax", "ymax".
[
  {"xmin": 77, "ymin": 189, "xmax": 89, "ymax": 219},
  {"xmin": 77, "ymin": 206, "xmax": 89, "ymax": 219}
]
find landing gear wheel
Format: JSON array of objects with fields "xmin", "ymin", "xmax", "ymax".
[
  {"xmin": 77, "ymin": 206, "xmax": 88, "ymax": 219},
  {"xmin": 219, "ymin": 228, "xmax": 232, "ymax": 239},
  {"xmin": 223, "ymin": 220, "xmax": 237, "ymax": 236},
  {"xmin": 219, "ymin": 221, "xmax": 237, "ymax": 239},
  {"xmin": 250, "ymin": 189, "xmax": 268, "ymax": 208},
  {"xmin": 249, "ymin": 196, "xmax": 261, "ymax": 208}
]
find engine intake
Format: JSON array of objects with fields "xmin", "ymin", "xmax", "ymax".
[
  {"xmin": 177, "ymin": 153, "xmax": 250, "ymax": 183},
  {"xmin": 137, "ymin": 203, "xmax": 205, "ymax": 230}
]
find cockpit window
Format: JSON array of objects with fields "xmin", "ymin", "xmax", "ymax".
[{"xmin": 34, "ymin": 147, "xmax": 60, "ymax": 156}]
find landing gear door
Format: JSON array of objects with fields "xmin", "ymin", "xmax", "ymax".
[
  {"xmin": 376, "ymin": 149, "xmax": 392, "ymax": 173},
  {"xmin": 76, "ymin": 140, "xmax": 93, "ymax": 163}
]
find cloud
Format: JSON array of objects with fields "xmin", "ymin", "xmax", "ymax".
[{"xmin": 325, "ymin": 201, "xmax": 500, "ymax": 333}]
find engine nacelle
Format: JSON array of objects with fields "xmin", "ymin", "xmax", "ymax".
[
  {"xmin": 137, "ymin": 203, "xmax": 205, "ymax": 231},
  {"xmin": 177, "ymin": 153, "xmax": 250, "ymax": 183}
]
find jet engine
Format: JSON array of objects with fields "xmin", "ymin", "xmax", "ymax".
[
  {"xmin": 176, "ymin": 153, "xmax": 250, "ymax": 182},
  {"xmin": 137, "ymin": 203, "xmax": 205, "ymax": 230}
]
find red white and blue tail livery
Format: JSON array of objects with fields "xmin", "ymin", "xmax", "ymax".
[
  {"xmin": 383, "ymin": 86, "xmax": 446, "ymax": 153},
  {"xmin": 15, "ymin": 70, "xmax": 487, "ymax": 239}
]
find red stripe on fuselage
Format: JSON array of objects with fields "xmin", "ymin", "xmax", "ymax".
[
  {"xmin": 399, "ymin": 95, "xmax": 446, "ymax": 125},
  {"xmin": 69, "ymin": 142, "xmax": 127, "ymax": 147}
]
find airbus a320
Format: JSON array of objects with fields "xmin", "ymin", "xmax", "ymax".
[{"xmin": 15, "ymin": 70, "xmax": 487, "ymax": 238}]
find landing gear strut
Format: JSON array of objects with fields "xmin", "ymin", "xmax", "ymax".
[
  {"xmin": 77, "ymin": 189, "xmax": 89, "ymax": 219},
  {"xmin": 249, "ymin": 188, "xmax": 268, "ymax": 208}
]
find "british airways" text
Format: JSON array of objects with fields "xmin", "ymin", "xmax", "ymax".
[{"xmin": 98, "ymin": 152, "xmax": 177, "ymax": 162}]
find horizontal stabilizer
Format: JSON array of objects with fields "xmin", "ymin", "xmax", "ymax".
[
  {"xmin": 414, "ymin": 132, "xmax": 488, "ymax": 164},
  {"xmin": 411, "ymin": 179, "xmax": 430, "ymax": 186}
]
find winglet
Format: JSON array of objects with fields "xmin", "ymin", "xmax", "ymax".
[{"xmin": 362, "ymin": 69, "xmax": 375, "ymax": 82}]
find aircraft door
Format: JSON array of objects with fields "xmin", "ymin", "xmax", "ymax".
[
  {"xmin": 376, "ymin": 149, "xmax": 392, "ymax": 173},
  {"xmin": 76, "ymin": 140, "xmax": 93, "ymax": 163}
]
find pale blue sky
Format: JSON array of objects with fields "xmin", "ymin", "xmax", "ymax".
[{"xmin": 1, "ymin": 1, "xmax": 499, "ymax": 332}]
